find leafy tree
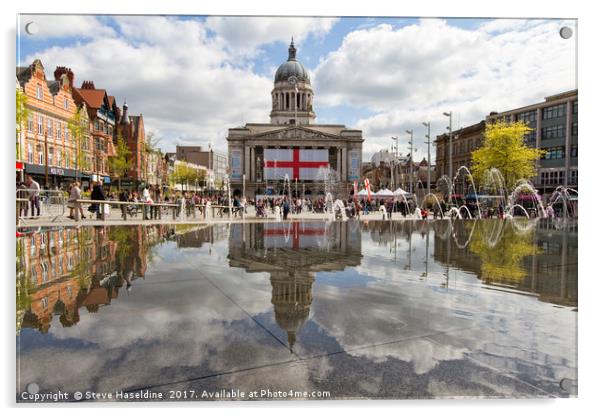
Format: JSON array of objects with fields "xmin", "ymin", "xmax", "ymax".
[
  {"xmin": 68, "ymin": 107, "xmax": 91, "ymax": 181},
  {"xmin": 108, "ymin": 134, "xmax": 132, "ymax": 190},
  {"xmin": 142, "ymin": 131, "xmax": 163, "ymax": 184},
  {"xmin": 16, "ymin": 89, "xmax": 30, "ymax": 160},
  {"xmin": 471, "ymin": 121, "xmax": 545, "ymax": 189}
]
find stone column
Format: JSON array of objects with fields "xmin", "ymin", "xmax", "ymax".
[
  {"xmin": 244, "ymin": 145, "xmax": 250, "ymax": 179},
  {"xmin": 250, "ymin": 146, "xmax": 255, "ymax": 183},
  {"xmin": 342, "ymin": 146, "xmax": 348, "ymax": 182},
  {"xmin": 565, "ymin": 100, "xmax": 573, "ymax": 187},
  {"xmin": 336, "ymin": 147, "xmax": 342, "ymax": 180}
]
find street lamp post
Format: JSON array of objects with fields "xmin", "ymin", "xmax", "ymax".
[
  {"xmin": 443, "ymin": 112, "xmax": 453, "ymax": 197},
  {"xmin": 391, "ymin": 136, "xmax": 398, "ymax": 189},
  {"xmin": 405, "ymin": 129, "xmax": 414, "ymax": 195},
  {"xmin": 422, "ymin": 121, "xmax": 431, "ymax": 193},
  {"xmin": 44, "ymin": 129, "xmax": 49, "ymax": 187}
]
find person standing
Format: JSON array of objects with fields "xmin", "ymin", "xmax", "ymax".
[
  {"xmin": 151, "ymin": 185, "xmax": 162, "ymax": 220},
  {"xmin": 282, "ymin": 197, "xmax": 290, "ymax": 220},
  {"xmin": 25, "ymin": 175, "xmax": 41, "ymax": 218},
  {"xmin": 90, "ymin": 181, "xmax": 106, "ymax": 219},
  {"xmin": 118, "ymin": 188, "xmax": 129, "ymax": 220},
  {"xmin": 142, "ymin": 186, "xmax": 152, "ymax": 220}
]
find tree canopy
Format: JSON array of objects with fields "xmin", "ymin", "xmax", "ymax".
[{"xmin": 471, "ymin": 121, "xmax": 545, "ymax": 189}]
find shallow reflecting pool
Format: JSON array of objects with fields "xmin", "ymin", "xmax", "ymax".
[{"xmin": 16, "ymin": 219, "xmax": 577, "ymax": 401}]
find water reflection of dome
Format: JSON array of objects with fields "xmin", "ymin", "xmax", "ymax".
[
  {"xmin": 271, "ymin": 271, "xmax": 314, "ymax": 352},
  {"xmin": 227, "ymin": 222, "xmax": 362, "ymax": 351}
]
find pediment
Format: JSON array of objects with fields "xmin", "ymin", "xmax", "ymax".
[{"xmin": 253, "ymin": 126, "xmax": 340, "ymax": 141}]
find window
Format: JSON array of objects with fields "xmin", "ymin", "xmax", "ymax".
[
  {"xmin": 524, "ymin": 130, "xmax": 536, "ymax": 142},
  {"xmin": 572, "ymin": 122, "xmax": 578, "ymax": 136},
  {"xmin": 542, "ymin": 125, "xmax": 565, "ymax": 140},
  {"xmin": 27, "ymin": 117, "xmax": 33, "ymax": 133},
  {"xmin": 57, "ymin": 122, "xmax": 61, "ymax": 139},
  {"xmin": 37, "ymin": 116, "xmax": 43, "ymax": 135},
  {"xmin": 57, "ymin": 150, "xmax": 62, "ymax": 167},
  {"xmin": 65, "ymin": 128, "xmax": 70, "ymax": 143},
  {"xmin": 94, "ymin": 120, "xmax": 100, "ymax": 131},
  {"xmin": 48, "ymin": 147, "xmax": 54, "ymax": 165},
  {"xmin": 542, "ymin": 103, "xmax": 567, "ymax": 120},
  {"xmin": 65, "ymin": 151, "xmax": 70, "ymax": 168},
  {"xmin": 27, "ymin": 144, "xmax": 33, "ymax": 163},
  {"xmin": 64, "ymin": 98, "xmax": 69, "ymax": 110},
  {"xmin": 570, "ymin": 170, "xmax": 578, "ymax": 185},
  {"xmin": 573, "ymin": 101, "xmax": 578, "ymax": 114},
  {"xmin": 542, "ymin": 146, "xmax": 565, "ymax": 160},
  {"xmin": 47, "ymin": 119, "xmax": 53, "ymax": 138},
  {"xmin": 571, "ymin": 145, "xmax": 578, "ymax": 158},
  {"xmin": 517, "ymin": 110, "xmax": 537, "ymax": 123},
  {"xmin": 541, "ymin": 171, "xmax": 565, "ymax": 186},
  {"xmin": 36, "ymin": 85, "xmax": 43, "ymax": 100},
  {"xmin": 37, "ymin": 145, "xmax": 44, "ymax": 165}
]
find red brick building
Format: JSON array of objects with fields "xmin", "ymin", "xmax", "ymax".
[
  {"xmin": 72, "ymin": 80, "xmax": 117, "ymax": 187},
  {"xmin": 116, "ymin": 101, "xmax": 147, "ymax": 189},
  {"xmin": 17, "ymin": 59, "xmax": 79, "ymax": 187}
]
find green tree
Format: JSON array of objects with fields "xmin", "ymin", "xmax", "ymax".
[
  {"xmin": 143, "ymin": 131, "xmax": 162, "ymax": 184},
  {"xmin": 68, "ymin": 107, "xmax": 91, "ymax": 181},
  {"xmin": 16, "ymin": 89, "xmax": 30, "ymax": 160},
  {"xmin": 108, "ymin": 134, "xmax": 132, "ymax": 190},
  {"xmin": 471, "ymin": 121, "xmax": 545, "ymax": 189}
]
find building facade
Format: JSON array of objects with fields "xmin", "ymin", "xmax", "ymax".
[
  {"xmin": 115, "ymin": 102, "xmax": 148, "ymax": 189},
  {"xmin": 17, "ymin": 60, "xmax": 80, "ymax": 188},
  {"xmin": 175, "ymin": 145, "xmax": 228, "ymax": 190},
  {"xmin": 486, "ymin": 90, "xmax": 578, "ymax": 194},
  {"xmin": 226, "ymin": 40, "xmax": 363, "ymax": 199},
  {"xmin": 72, "ymin": 79, "xmax": 117, "ymax": 187},
  {"xmin": 434, "ymin": 120, "xmax": 486, "ymax": 181}
]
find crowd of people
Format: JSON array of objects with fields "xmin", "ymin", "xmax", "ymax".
[{"xmin": 17, "ymin": 178, "xmax": 570, "ymax": 222}]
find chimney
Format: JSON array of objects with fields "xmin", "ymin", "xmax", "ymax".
[
  {"xmin": 54, "ymin": 66, "xmax": 74, "ymax": 87},
  {"xmin": 81, "ymin": 80, "xmax": 95, "ymax": 89}
]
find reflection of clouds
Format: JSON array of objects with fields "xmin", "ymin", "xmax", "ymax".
[
  {"xmin": 18, "ymin": 222, "xmax": 577, "ymax": 399},
  {"xmin": 348, "ymin": 338, "xmax": 468, "ymax": 375}
]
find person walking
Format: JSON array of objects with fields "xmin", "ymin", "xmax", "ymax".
[
  {"xmin": 118, "ymin": 188, "xmax": 129, "ymax": 220},
  {"xmin": 25, "ymin": 175, "xmax": 41, "ymax": 218},
  {"xmin": 68, "ymin": 181, "xmax": 84, "ymax": 221}
]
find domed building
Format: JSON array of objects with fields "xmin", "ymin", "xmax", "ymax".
[{"xmin": 226, "ymin": 39, "xmax": 363, "ymax": 199}]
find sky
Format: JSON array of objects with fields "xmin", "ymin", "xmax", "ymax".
[{"xmin": 17, "ymin": 15, "xmax": 577, "ymax": 161}]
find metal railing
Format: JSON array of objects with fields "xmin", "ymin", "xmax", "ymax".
[
  {"xmin": 16, "ymin": 191, "xmax": 244, "ymax": 224},
  {"xmin": 16, "ymin": 189, "xmax": 66, "ymax": 225}
]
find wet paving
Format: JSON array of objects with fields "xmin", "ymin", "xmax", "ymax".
[{"xmin": 16, "ymin": 219, "xmax": 577, "ymax": 401}]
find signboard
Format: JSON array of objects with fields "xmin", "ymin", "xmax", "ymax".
[
  {"xmin": 264, "ymin": 148, "xmax": 329, "ymax": 180},
  {"xmin": 230, "ymin": 149, "xmax": 242, "ymax": 180},
  {"xmin": 348, "ymin": 150, "xmax": 360, "ymax": 181}
]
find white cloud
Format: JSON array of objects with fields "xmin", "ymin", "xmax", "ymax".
[
  {"xmin": 205, "ymin": 16, "xmax": 339, "ymax": 56},
  {"xmin": 19, "ymin": 15, "xmax": 115, "ymax": 39},
  {"xmin": 313, "ymin": 18, "xmax": 576, "ymax": 161}
]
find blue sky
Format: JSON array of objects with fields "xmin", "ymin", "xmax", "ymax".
[{"xmin": 18, "ymin": 15, "xmax": 576, "ymax": 160}]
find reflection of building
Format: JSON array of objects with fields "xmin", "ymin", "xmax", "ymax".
[
  {"xmin": 432, "ymin": 220, "xmax": 577, "ymax": 306},
  {"xmin": 227, "ymin": 40, "xmax": 363, "ymax": 199},
  {"xmin": 228, "ymin": 221, "xmax": 362, "ymax": 350},
  {"xmin": 17, "ymin": 225, "xmax": 172, "ymax": 333},
  {"xmin": 175, "ymin": 224, "xmax": 229, "ymax": 248}
]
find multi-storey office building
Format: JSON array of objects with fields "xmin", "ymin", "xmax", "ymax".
[{"xmin": 486, "ymin": 90, "xmax": 578, "ymax": 194}]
